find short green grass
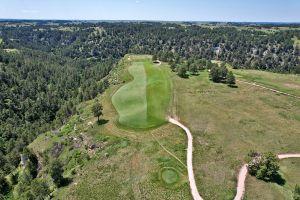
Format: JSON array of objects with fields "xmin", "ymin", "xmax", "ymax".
[
  {"xmin": 160, "ymin": 167, "xmax": 180, "ymax": 185},
  {"xmin": 112, "ymin": 58, "xmax": 171, "ymax": 129}
]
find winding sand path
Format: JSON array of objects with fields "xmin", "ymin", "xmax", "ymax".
[
  {"xmin": 234, "ymin": 154, "xmax": 300, "ymax": 200},
  {"xmin": 169, "ymin": 118, "xmax": 203, "ymax": 200}
]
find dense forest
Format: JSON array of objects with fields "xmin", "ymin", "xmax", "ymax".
[
  {"xmin": 0, "ymin": 21, "xmax": 299, "ymax": 196},
  {"xmin": 1, "ymin": 21, "xmax": 299, "ymax": 72}
]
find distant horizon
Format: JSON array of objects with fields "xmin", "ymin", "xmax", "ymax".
[
  {"xmin": 1, "ymin": 0, "xmax": 299, "ymax": 23},
  {"xmin": 0, "ymin": 18, "xmax": 300, "ymax": 24}
]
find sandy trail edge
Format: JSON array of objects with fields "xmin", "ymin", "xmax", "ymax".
[
  {"xmin": 169, "ymin": 118, "xmax": 203, "ymax": 200},
  {"xmin": 234, "ymin": 154, "xmax": 300, "ymax": 200}
]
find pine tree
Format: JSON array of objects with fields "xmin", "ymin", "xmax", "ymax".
[
  {"xmin": 178, "ymin": 66, "xmax": 187, "ymax": 78},
  {"xmin": 226, "ymin": 71, "xmax": 236, "ymax": 85}
]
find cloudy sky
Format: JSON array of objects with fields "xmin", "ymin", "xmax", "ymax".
[{"xmin": 1, "ymin": 0, "xmax": 299, "ymax": 22}]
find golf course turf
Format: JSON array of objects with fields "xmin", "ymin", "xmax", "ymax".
[{"xmin": 112, "ymin": 58, "xmax": 171, "ymax": 129}]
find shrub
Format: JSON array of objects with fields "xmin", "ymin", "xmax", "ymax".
[{"xmin": 248, "ymin": 152, "xmax": 280, "ymax": 181}]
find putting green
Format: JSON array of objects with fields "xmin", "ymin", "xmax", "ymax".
[{"xmin": 112, "ymin": 59, "xmax": 171, "ymax": 129}]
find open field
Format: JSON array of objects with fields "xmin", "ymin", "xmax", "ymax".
[
  {"xmin": 112, "ymin": 58, "xmax": 171, "ymax": 129},
  {"xmin": 171, "ymin": 69, "xmax": 300, "ymax": 199}
]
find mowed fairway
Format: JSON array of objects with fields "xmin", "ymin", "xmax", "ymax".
[{"xmin": 112, "ymin": 58, "xmax": 171, "ymax": 129}]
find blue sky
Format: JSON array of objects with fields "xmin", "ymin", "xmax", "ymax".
[{"xmin": 1, "ymin": 0, "xmax": 299, "ymax": 22}]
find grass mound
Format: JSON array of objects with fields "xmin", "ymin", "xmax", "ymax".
[
  {"xmin": 160, "ymin": 167, "xmax": 180, "ymax": 185},
  {"xmin": 112, "ymin": 58, "xmax": 171, "ymax": 129}
]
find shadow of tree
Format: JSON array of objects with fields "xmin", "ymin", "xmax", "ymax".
[
  {"xmin": 270, "ymin": 173, "xmax": 286, "ymax": 186},
  {"xmin": 97, "ymin": 119, "xmax": 109, "ymax": 125},
  {"xmin": 228, "ymin": 84, "xmax": 238, "ymax": 88},
  {"xmin": 60, "ymin": 177, "xmax": 73, "ymax": 187}
]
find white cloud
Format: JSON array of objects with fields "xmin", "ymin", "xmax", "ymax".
[{"xmin": 135, "ymin": 0, "xmax": 140, "ymax": 4}]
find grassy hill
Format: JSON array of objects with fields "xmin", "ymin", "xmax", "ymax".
[
  {"xmin": 25, "ymin": 54, "xmax": 300, "ymax": 200},
  {"xmin": 28, "ymin": 55, "xmax": 190, "ymax": 200}
]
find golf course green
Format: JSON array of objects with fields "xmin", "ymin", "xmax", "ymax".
[{"xmin": 112, "ymin": 58, "xmax": 171, "ymax": 129}]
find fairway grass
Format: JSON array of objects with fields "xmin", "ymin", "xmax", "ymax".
[
  {"xmin": 112, "ymin": 58, "xmax": 171, "ymax": 129},
  {"xmin": 112, "ymin": 62, "xmax": 148, "ymax": 128}
]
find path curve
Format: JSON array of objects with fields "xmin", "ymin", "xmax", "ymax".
[
  {"xmin": 169, "ymin": 118, "xmax": 203, "ymax": 200},
  {"xmin": 234, "ymin": 154, "xmax": 300, "ymax": 200}
]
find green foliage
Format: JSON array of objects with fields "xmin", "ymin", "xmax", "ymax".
[
  {"xmin": 177, "ymin": 66, "xmax": 188, "ymax": 78},
  {"xmin": 295, "ymin": 185, "xmax": 300, "ymax": 200},
  {"xmin": 0, "ymin": 171, "xmax": 9, "ymax": 195},
  {"xmin": 226, "ymin": 71, "xmax": 236, "ymax": 85},
  {"xmin": 14, "ymin": 176, "xmax": 50, "ymax": 200},
  {"xmin": 29, "ymin": 179, "xmax": 50, "ymax": 200},
  {"xmin": 209, "ymin": 64, "xmax": 236, "ymax": 85},
  {"xmin": 248, "ymin": 152, "xmax": 280, "ymax": 182},
  {"xmin": 92, "ymin": 101, "xmax": 103, "ymax": 122},
  {"xmin": 49, "ymin": 160, "xmax": 64, "ymax": 187},
  {"xmin": 209, "ymin": 66, "xmax": 221, "ymax": 82}
]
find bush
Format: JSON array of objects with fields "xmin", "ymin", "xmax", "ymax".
[
  {"xmin": 30, "ymin": 179, "xmax": 50, "ymax": 200},
  {"xmin": 177, "ymin": 66, "xmax": 188, "ymax": 78},
  {"xmin": 0, "ymin": 171, "xmax": 9, "ymax": 195},
  {"xmin": 295, "ymin": 185, "xmax": 300, "ymax": 200},
  {"xmin": 248, "ymin": 152, "xmax": 280, "ymax": 182},
  {"xmin": 49, "ymin": 160, "xmax": 64, "ymax": 187}
]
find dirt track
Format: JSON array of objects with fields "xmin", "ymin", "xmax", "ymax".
[
  {"xmin": 169, "ymin": 118, "xmax": 203, "ymax": 200},
  {"xmin": 168, "ymin": 117, "xmax": 300, "ymax": 200},
  {"xmin": 234, "ymin": 154, "xmax": 300, "ymax": 200}
]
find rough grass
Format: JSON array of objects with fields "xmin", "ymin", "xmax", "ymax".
[
  {"xmin": 246, "ymin": 159, "xmax": 300, "ymax": 200},
  {"xmin": 112, "ymin": 57, "xmax": 171, "ymax": 129},
  {"xmin": 171, "ymin": 69, "xmax": 300, "ymax": 199},
  {"xmin": 232, "ymin": 68, "xmax": 300, "ymax": 97}
]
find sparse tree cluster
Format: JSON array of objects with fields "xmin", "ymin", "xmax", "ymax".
[{"xmin": 209, "ymin": 63, "xmax": 236, "ymax": 85}]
